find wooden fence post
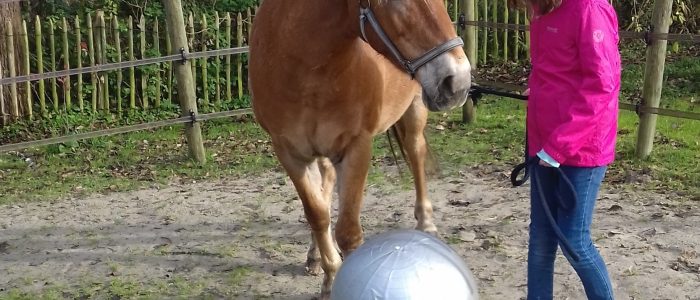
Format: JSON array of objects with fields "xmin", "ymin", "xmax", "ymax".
[
  {"xmin": 128, "ymin": 16, "xmax": 136, "ymax": 110},
  {"xmin": 201, "ymin": 14, "xmax": 209, "ymax": 110},
  {"xmin": 461, "ymin": 0, "xmax": 477, "ymax": 68},
  {"xmin": 113, "ymin": 16, "xmax": 123, "ymax": 116},
  {"xmin": 36, "ymin": 16, "xmax": 47, "ymax": 116},
  {"xmin": 473, "ymin": 0, "xmax": 479, "ymax": 64},
  {"xmin": 62, "ymin": 18, "xmax": 71, "ymax": 112},
  {"xmin": 75, "ymin": 17, "xmax": 84, "ymax": 112},
  {"xmin": 21, "ymin": 20, "xmax": 31, "ymax": 119},
  {"xmin": 481, "ymin": 0, "xmax": 488, "ymax": 64},
  {"xmin": 49, "ymin": 20, "xmax": 59, "ymax": 113},
  {"xmin": 514, "ymin": 10, "xmax": 520, "ymax": 61},
  {"xmin": 525, "ymin": 14, "xmax": 530, "ymax": 59},
  {"xmin": 165, "ymin": 22, "xmax": 173, "ymax": 105},
  {"xmin": 225, "ymin": 13, "xmax": 232, "ymax": 103},
  {"xmin": 99, "ymin": 13, "xmax": 108, "ymax": 113},
  {"xmin": 236, "ymin": 12, "xmax": 243, "ymax": 100},
  {"xmin": 5, "ymin": 21, "xmax": 19, "ymax": 119},
  {"xmin": 0, "ymin": 62, "xmax": 5, "ymax": 124},
  {"xmin": 214, "ymin": 12, "xmax": 221, "ymax": 110},
  {"xmin": 162, "ymin": 0, "xmax": 207, "ymax": 164},
  {"xmin": 154, "ymin": 19, "xmax": 162, "ymax": 108},
  {"xmin": 635, "ymin": 0, "xmax": 673, "ymax": 159},
  {"xmin": 461, "ymin": 0, "xmax": 477, "ymax": 123},
  {"xmin": 188, "ymin": 14, "xmax": 196, "ymax": 101},
  {"xmin": 502, "ymin": 0, "xmax": 509, "ymax": 63},
  {"xmin": 140, "ymin": 15, "xmax": 148, "ymax": 109},
  {"xmin": 87, "ymin": 14, "xmax": 98, "ymax": 112},
  {"xmin": 491, "ymin": 0, "xmax": 498, "ymax": 60}
]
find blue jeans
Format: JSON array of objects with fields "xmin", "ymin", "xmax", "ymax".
[{"xmin": 527, "ymin": 164, "xmax": 614, "ymax": 300}]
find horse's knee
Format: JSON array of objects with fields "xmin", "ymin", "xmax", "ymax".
[
  {"xmin": 302, "ymin": 203, "xmax": 332, "ymax": 232},
  {"xmin": 335, "ymin": 223, "xmax": 363, "ymax": 255}
]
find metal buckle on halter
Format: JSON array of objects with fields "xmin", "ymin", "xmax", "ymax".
[
  {"xmin": 358, "ymin": 0, "xmax": 373, "ymax": 43},
  {"xmin": 359, "ymin": 10, "xmax": 370, "ymax": 43}
]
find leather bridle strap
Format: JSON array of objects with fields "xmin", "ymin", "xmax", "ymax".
[{"xmin": 359, "ymin": 6, "xmax": 464, "ymax": 77}]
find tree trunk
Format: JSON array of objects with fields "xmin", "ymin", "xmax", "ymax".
[{"xmin": 1, "ymin": 2, "xmax": 27, "ymax": 122}]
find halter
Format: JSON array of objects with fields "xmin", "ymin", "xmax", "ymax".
[{"xmin": 359, "ymin": 3, "xmax": 464, "ymax": 77}]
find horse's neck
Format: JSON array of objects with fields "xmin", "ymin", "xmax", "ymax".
[{"xmin": 283, "ymin": 1, "xmax": 359, "ymax": 62}]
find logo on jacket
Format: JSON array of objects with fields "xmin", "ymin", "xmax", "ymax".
[{"xmin": 593, "ymin": 30, "xmax": 605, "ymax": 43}]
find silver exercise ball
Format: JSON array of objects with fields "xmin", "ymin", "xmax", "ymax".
[{"xmin": 331, "ymin": 229, "xmax": 479, "ymax": 300}]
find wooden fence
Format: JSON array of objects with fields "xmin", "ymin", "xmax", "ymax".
[
  {"xmin": 447, "ymin": 0, "xmax": 531, "ymax": 66},
  {"xmin": 1, "ymin": 1, "xmax": 541, "ymax": 124},
  {"xmin": 1, "ymin": 0, "xmax": 696, "ymax": 161},
  {"xmin": 0, "ymin": 9, "xmax": 255, "ymax": 122}
]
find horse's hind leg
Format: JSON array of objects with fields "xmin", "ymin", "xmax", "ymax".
[
  {"xmin": 306, "ymin": 157, "xmax": 336, "ymax": 276},
  {"xmin": 394, "ymin": 95, "xmax": 438, "ymax": 234},
  {"xmin": 271, "ymin": 142, "xmax": 341, "ymax": 299}
]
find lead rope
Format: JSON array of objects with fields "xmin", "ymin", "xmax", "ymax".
[{"xmin": 509, "ymin": 112, "xmax": 581, "ymax": 263}]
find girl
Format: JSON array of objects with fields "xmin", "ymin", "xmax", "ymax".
[{"xmin": 510, "ymin": 0, "xmax": 622, "ymax": 299}]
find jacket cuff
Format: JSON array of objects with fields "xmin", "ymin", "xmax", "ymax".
[{"xmin": 537, "ymin": 149, "xmax": 561, "ymax": 168}]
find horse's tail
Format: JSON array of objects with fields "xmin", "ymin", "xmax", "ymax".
[{"xmin": 387, "ymin": 125, "xmax": 441, "ymax": 179}]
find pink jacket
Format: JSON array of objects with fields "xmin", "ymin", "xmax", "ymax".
[{"xmin": 527, "ymin": 0, "xmax": 622, "ymax": 167}]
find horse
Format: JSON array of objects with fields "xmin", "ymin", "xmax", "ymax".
[{"xmin": 249, "ymin": 0, "xmax": 471, "ymax": 297}]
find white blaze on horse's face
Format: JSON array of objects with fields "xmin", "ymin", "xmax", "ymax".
[{"xmin": 366, "ymin": 0, "xmax": 472, "ymax": 111}]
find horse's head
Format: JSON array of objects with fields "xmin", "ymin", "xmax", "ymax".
[{"xmin": 355, "ymin": 0, "xmax": 472, "ymax": 111}]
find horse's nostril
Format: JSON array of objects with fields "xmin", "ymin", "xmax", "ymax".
[{"xmin": 440, "ymin": 75, "xmax": 456, "ymax": 95}]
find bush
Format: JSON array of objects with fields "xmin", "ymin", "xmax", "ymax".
[
  {"xmin": 615, "ymin": 0, "xmax": 698, "ymax": 33},
  {"xmin": 28, "ymin": 0, "xmax": 259, "ymax": 19}
]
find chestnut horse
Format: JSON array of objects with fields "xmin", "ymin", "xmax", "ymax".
[{"xmin": 249, "ymin": 0, "xmax": 471, "ymax": 297}]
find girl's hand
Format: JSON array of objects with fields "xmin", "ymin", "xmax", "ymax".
[{"xmin": 539, "ymin": 159, "xmax": 554, "ymax": 167}]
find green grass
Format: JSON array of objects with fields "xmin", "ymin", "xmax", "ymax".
[
  {"xmin": 421, "ymin": 97, "xmax": 699, "ymax": 198},
  {"xmin": 0, "ymin": 276, "xmax": 207, "ymax": 300},
  {"xmin": 0, "ymin": 51, "xmax": 698, "ymax": 206},
  {"xmin": 0, "ymin": 116, "xmax": 279, "ymax": 205}
]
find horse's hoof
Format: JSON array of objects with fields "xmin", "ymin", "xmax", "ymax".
[
  {"xmin": 305, "ymin": 259, "xmax": 323, "ymax": 276},
  {"xmin": 416, "ymin": 223, "xmax": 438, "ymax": 236}
]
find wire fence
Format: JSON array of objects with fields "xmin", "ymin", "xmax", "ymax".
[
  {"xmin": 0, "ymin": 108, "xmax": 252, "ymax": 153},
  {"xmin": 473, "ymin": 79, "xmax": 700, "ymax": 121},
  {"xmin": 0, "ymin": 47, "xmax": 249, "ymax": 86},
  {"xmin": 459, "ymin": 20, "xmax": 700, "ymax": 43}
]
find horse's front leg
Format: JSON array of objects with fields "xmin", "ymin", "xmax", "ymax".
[
  {"xmin": 271, "ymin": 142, "xmax": 341, "ymax": 299},
  {"xmin": 395, "ymin": 96, "xmax": 438, "ymax": 234},
  {"xmin": 306, "ymin": 158, "xmax": 336, "ymax": 276},
  {"xmin": 334, "ymin": 135, "xmax": 373, "ymax": 258}
]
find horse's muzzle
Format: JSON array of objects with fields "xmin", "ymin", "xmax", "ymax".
[{"xmin": 418, "ymin": 53, "xmax": 471, "ymax": 112}]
